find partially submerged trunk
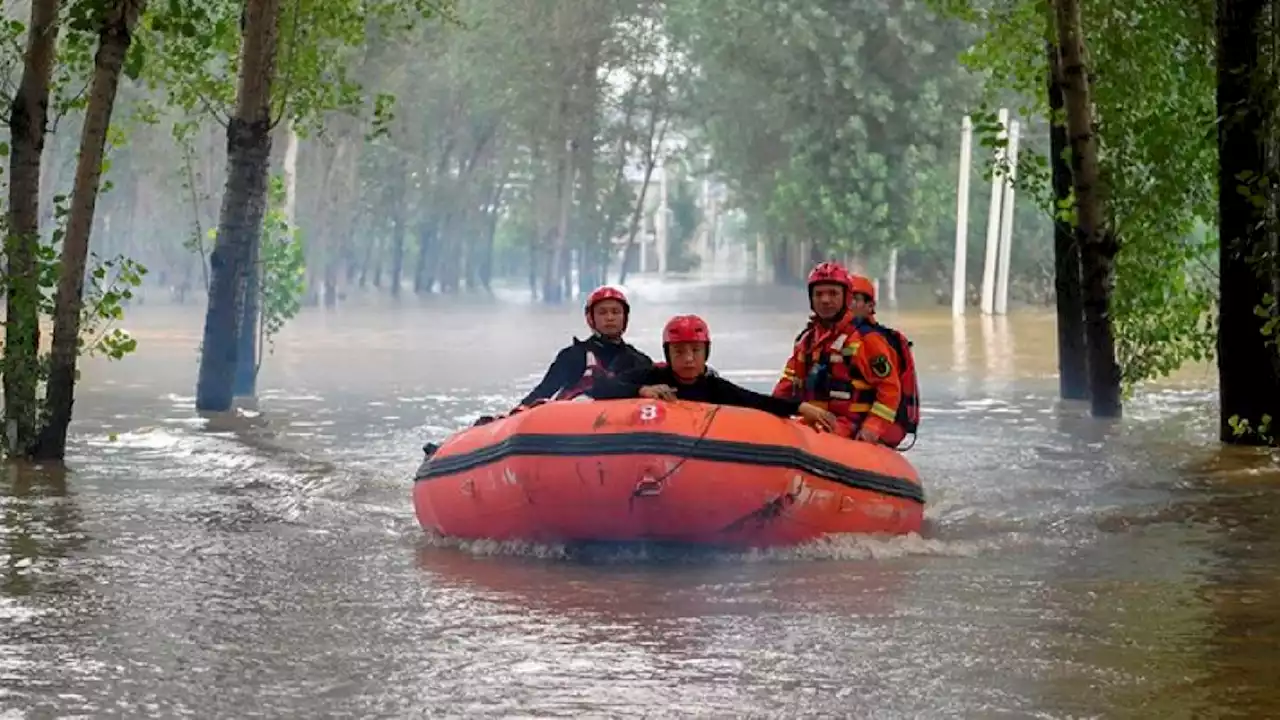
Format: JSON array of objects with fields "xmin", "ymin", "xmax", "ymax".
[
  {"xmin": 1054, "ymin": 0, "xmax": 1122, "ymax": 418},
  {"xmin": 231, "ymin": 120, "xmax": 295, "ymax": 396},
  {"xmin": 31, "ymin": 0, "xmax": 145, "ymax": 460},
  {"xmin": 1215, "ymin": 0, "xmax": 1280, "ymax": 444},
  {"xmin": 1046, "ymin": 38, "xmax": 1089, "ymax": 401},
  {"xmin": 231, "ymin": 231, "xmax": 260, "ymax": 397},
  {"xmin": 3, "ymin": 0, "xmax": 60, "ymax": 455},
  {"xmin": 194, "ymin": 0, "xmax": 281, "ymax": 412}
]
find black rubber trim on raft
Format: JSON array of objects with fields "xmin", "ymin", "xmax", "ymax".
[{"xmin": 414, "ymin": 432, "xmax": 925, "ymax": 504}]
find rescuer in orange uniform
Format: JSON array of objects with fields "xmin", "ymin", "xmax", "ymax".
[
  {"xmin": 841, "ymin": 272, "xmax": 921, "ymax": 449},
  {"xmin": 591, "ymin": 315, "xmax": 836, "ymax": 429},
  {"xmin": 772, "ymin": 262, "xmax": 902, "ymax": 444},
  {"xmin": 847, "ymin": 274, "xmax": 877, "ymax": 322}
]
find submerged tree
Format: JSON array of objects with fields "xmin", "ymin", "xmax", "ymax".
[
  {"xmin": 1216, "ymin": 0, "xmax": 1280, "ymax": 445},
  {"xmin": 193, "ymin": 0, "xmax": 283, "ymax": 413},
  {"xmin": 1053, "ymin": 0, "xmax": 1121, "ymax": 417},
  {"xmin": 1045, "ymin": 38, "xmax": 1087, "ymax": 401},
  {"xmin": 933, "ymin": 0, "xmax": 1216, "ymax": 406},
  {"xmin": 4, "ymin": 0, "xmax": 62, "ymax": 456},
  {"xmin": 34, "ymin": 0, "xmax": 149, "ymax": 460}
]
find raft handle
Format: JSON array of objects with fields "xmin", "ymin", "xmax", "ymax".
[{"xmin": 633, "ymin": 477, "xmax": 664, "ymax": 497}]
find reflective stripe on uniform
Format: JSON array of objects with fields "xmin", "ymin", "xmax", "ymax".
[{"xmin": 870, "ymin": 402, "xmax": 897, "ymax": 422}]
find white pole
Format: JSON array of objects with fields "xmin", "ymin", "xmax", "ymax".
[
  {"xmin": 980, "ymin": 108, "xmax": 1009, "ymax": 315},
  {"xmin": 980, "ymin": 312, "xmax": 997, "ymax": 386},
  {"xmin": 952, "ymin": 315, "xmax": 968, "ymax": 378},
  {"xmin": 886, "ymin": 247, "xmax": 898, "ymax": 308},
  {"xmin": 283, "ymin": 122, "xmax": 299, "ymax": 227},
  {"xmin": 996, "ymin": 315, "xmax": 1015, "ymax": 379},
  {"xmin": 951, "ymin": 115, "xmax": 973, "ymax": 317},
  {"xmin": 994, "ymin": 120, "xmax": 1021, "ymax": 316}
]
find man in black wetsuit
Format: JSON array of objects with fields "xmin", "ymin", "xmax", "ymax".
[
  {"xmin": 590, "ymin": 314, "xmax": 836, "ymax": 429},
  {"xmin": 423, "ymin": 286, "xmax": 653, "ymax": 455},
  {"xmin": 516, "ymin": 285, "xmax": 653, "ymax": 407}
]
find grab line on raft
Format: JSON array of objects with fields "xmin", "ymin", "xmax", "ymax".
[{"xmin": 414, "ymin": 431, "xmax": 924, "ymax": 504}]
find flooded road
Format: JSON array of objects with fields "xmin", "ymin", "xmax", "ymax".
[{"xmin": 3, "ymin": 279, "xmax": 1278, "ymax": 718}]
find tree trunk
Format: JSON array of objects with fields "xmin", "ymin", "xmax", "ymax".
[
  {"xmin": 232, "ymin": 231, "xmax": 260, "ymax": 397},
  {"xmin": 321, "ymin": 135, "xmax": 359, "ymax": 308},
  {"xmin": 414, "ymin": 219, "xmax": 436, "ymax": 294},
  {"xmin": 323, "ymin": 262, "xmax": 338, "ymax": 307},
  {"xmin": 543, "ymin": 136, "xmax": 574, "ymax": 303},
  {"xmin": 434, "ymin": 204, "xmax": 459, "ymax": 294},
  {"xmin": 389, "ymin": 157, "xmax": 407, "ymax": 297},
  {"xmin": 576, "ymin": 127, "xmax": 600, "ymax": 293},
  {"xmin": 479, "ymin": 177, "xmax": 505, "ymax": 293},
  {"xmin": 574, "ymin": 37, "xmax": 602, "ymax": 296},
  {"xmin": 1047, "ymin": 38, "xmax": 1089, "ymax": 401},
  {"xmin": 1216, "ymin": 0, "xmax": 1280, "ymax": 444},
  {"xmin": 30, "ymin": 0, "xmax": 144, "ymax": 460},
  {"xmin": 1054, "ymin": 0, "xmax": 1122, "ymax": 418},
  {"xmin": 617, "ymin": 105, "xmax": 669, "ymax": 285},
  {"xmin": 414, "ymin": 145, "xmax": 453, "ymax": 294},
  {"xmin": 358, "ymin": 220, "xmax": 381, "ymax": 289},
  {"xmin": 195, "ymin": 0, "xmax": 281, "ymax": 413},
  {"xmin": 771, "ymin": 237, "xmax": 791, "ymax": 285},
  {"xmin": 593, "ymin": 75, "xmax": 643, "ymax": 287},
  {"xmin": 3, "ymin": 0, "xmax": 60, "ymax": 455}
]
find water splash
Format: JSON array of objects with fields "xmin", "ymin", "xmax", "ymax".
[{"xmin": 415, "ymin": 529, "xmax": 985, "ymax": 565}]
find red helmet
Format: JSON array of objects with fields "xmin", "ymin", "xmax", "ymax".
[
  {"xmin": 807, "ymin": 261, "xmax": 851, "ymax": 314},
  {"xmin": 848, "ymin": 274, "xmax": 876, "ymax": 304},
  {"xmin": 584, "ymin": 285, "xmax": 629, "ymax": 331},
  {"xmin": 662, "ymin": 314, "xmax": 711, "ymax": 344},
  {"xmin": 808, "ymin": 261, "xmax": 851, "ymax": 291}
]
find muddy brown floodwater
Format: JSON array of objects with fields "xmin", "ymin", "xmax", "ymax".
[{"xmin": 1, "ymin": 279, "xmax": 1278, "ymax": 719}]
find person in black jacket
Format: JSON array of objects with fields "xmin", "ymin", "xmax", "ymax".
[
  {"xmin": 516, "ymin": 285, "xmax": 652, "ymax": 407},
  {"xmin": 590, "ymin": 314, "xmax": 835, "ymax": 429}
]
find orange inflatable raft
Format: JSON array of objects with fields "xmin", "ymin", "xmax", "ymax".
[{"xmin": 412, "ymin": 398, "xmax": 924, "ymax": 548}]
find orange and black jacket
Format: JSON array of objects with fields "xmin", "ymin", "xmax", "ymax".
[
  {"xmin": 520, "ymin": 336, "xmax": 652, "ymax": 406},
  {"xmin": 772, "ymin": 310, "xmax": 902, "ymax": 437}
]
